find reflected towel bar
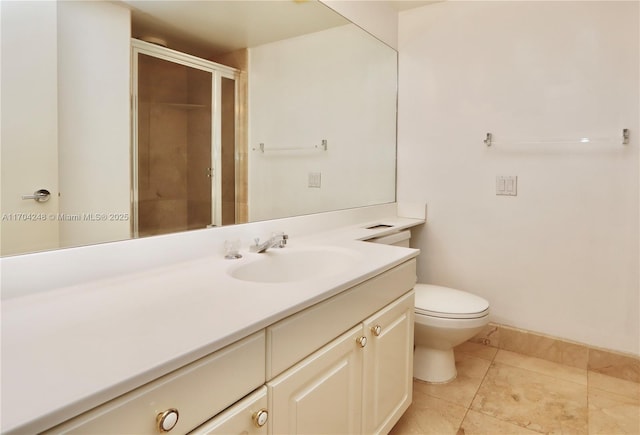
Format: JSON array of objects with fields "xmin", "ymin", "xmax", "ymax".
[{"xmin": 254, "ymin": 140, "xmax": 328, "ymax": 153}]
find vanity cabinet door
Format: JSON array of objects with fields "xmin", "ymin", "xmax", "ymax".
[
  {"xmin": 266, "ymin": 259, "xmax": 416, "ymax": 380},
  {"xmin": 362, "ymin": 291, "xmax": 415, "ymax": 435},
  {"xmin": 189, "ymin": 387, "xmax": 268, "ymax": 435},
  {"xmin": 267, "ymin": 325, "xmax": 364, "ymax": 435}
]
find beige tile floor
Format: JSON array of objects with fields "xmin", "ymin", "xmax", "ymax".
[{"xmin": 389, "ymin": 342, "xmax": 640, "ymax": 435}]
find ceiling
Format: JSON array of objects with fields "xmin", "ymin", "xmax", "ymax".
[
  {"xmin": 125, "ymin": 1, "xmax": 349, "ymax": 58},
  {"xmin": 124, "ymin": 0, "xmax": 438, "ymax": 59},
  {"xmin": 384, "ymin": 1, "xmax": 439, "ymax": 11}
]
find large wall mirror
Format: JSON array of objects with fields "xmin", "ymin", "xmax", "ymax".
[{"xmin": 0, "ymin": 0, "xmax": 397, "ymax": 256}]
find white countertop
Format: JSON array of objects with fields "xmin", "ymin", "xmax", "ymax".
[{"xmin": 1, "ymin": 217, "xmax": 422, "ymax": 434}]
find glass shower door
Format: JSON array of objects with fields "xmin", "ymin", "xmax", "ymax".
[{"xmin": 135, "ymin": 52, "xmax": 213, "ymax": 237}]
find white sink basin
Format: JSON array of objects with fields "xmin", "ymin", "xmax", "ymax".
[{"xmin": 228, "ymin": 247, "xmax": 360, "ymax": 283}]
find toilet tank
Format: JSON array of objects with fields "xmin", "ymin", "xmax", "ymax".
[{"xmin": 367, "ymin": 230, "xmax": 411, "ymax": 248}]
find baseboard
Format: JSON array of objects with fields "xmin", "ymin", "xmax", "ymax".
[{"xmin": 469, "ymin": 323, "xmax": 640, "ymax": 384}]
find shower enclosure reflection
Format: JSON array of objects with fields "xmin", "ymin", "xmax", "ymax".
[{"xmin": 133, "ymin": 42, "xmax": 242, "ymax": 238}]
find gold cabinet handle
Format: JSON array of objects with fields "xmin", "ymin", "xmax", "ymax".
[
  {"xmin": 356, "ymin": 336, "xmax": 367, "ymax": 348},
  {"xmin": 156, "ymin": 408, "xmax": 179, "ymax": 432},
  {"xmin": 252, "ymin": 408, "xmax": 269, "ymax": 428},
  {"xmin": 371, "ymin": 324, "xmax": 382, "ymax": 336}
]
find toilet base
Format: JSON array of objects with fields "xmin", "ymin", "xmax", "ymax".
[{"xmin": 413, "ymin": 346, "xmax": 457, "ymax": 383}]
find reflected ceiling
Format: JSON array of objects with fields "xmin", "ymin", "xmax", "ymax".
[{"xmin": 125, "ymin": 1, "xmax": 349, "ymax": 58}]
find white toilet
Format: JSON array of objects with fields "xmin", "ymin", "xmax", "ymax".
[
  {"xmin": 413, "ymin": 283, "xmax": 489, "ymax": 383},
  {"xmin": 369, "ymin": 230, "xmax": 490, "ymax": 383}
]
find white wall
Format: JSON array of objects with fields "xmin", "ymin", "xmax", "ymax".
[
  {"xmin": 1, "ymin": 1, "xmax": 131, "ymax": 255},
  {"xmin": 248, "ymin": 24, "xmax": 397, "ymax": 222},
  {"xmin": 1, "ymin": 1, "xmax": 60, "ymax": 255},
  {"xmin": 57, "ymin": 1, "xmax": 131, "ymax": 247},
  {"xmin": 398, "ymin": 1, "xmax": 639, "ymax": 355}
]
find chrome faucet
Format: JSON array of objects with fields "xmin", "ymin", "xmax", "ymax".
[{"xmin": 250, "ymin": 232, "xmax": 288, "ymax": 253}]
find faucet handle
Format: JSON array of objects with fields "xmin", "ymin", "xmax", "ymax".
[
  {"xmin": 276, "ymin": 233, "xmax": 288, "ymax": 248},
  {"xmin": 254, "ymin": 238, "xmax": 260, "ymax": 246}
]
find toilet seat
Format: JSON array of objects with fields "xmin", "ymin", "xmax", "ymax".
[{"xmin": 414, "ymin": 284, "xmax": 489, "ymax": 319}]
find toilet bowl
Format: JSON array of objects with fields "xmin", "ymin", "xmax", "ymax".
[
  {"xmin": 413, "ymin": 284, "xmax": 490, "ymax": 383},
  {"xmin": 367, "ymin": 229, "xmax": 490, "ymax": 383}
]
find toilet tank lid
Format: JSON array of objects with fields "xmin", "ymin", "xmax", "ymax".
[{"xmin": 414, "ymin": 284, "xmax": 489, "ymax": 316}]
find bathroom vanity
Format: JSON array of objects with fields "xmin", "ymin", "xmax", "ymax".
[
  {"xmin": 1, "ymin": 212, "xmax": 423, "ymax": 434},
  {"xmin": 43, "ymin": 260, "xmax": 415, "ymax": 435}
]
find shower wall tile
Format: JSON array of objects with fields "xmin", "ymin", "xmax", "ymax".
[{"xmin": 138, "ymin": 199, "xmax": 187, "ymax": 237}]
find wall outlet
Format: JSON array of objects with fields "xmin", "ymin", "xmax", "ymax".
[
  {"xmin": 308, "ymin": 172, "xmax": 321, "ymax": 188},
  {"xmin": 496, "ymin": 176, "xmax": 517, "ymax": 196}
]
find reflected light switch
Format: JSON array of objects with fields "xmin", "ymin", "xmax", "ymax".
[
  {"xmin": 496, "ymin": 176, "xmax": 517, "ymax": 196},
  {"xmin": 308, "ymin": 172, "xmax": 321, "ymax": 188}
]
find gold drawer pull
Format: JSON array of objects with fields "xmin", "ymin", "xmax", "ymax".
[
  {"xmin": 156, "ymin": 408, "xmax": 179, "ymax": 432},
  {"xmin": 253, "ymin": 408, "xmax": 269, "ymax": 427}
]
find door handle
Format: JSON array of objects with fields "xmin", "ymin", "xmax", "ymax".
[{"xmin": 21, "ymin": 189, "xmax": 51, "ymax": 203}]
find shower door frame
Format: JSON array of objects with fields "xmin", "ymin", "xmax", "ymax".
[{"xmin": 131, "ymin": 39, "xmax": 239, "ymax": 237}]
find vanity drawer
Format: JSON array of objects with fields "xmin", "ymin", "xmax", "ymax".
[
  {"xmin": 266, "ymin": 259, "xmax": 416, "ymax": 379},
  {"xmin": 44, "ymin": 331, "xmax": 266, "ymax": 435},
  {"xmin": 189, "ymin": 386, "xmax": 268, "ymax": 435}
]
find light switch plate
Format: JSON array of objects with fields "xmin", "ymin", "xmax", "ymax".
[
  {"xmin": 308, "ymin": 172, "xmax": 321, "ymax": 188},
  {"xmin": 496, "ymin": 176, "xmax": 517, "ymax": 196}
]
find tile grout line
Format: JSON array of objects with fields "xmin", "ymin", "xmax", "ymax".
[
  {"xmin": 455, "ymin": 348, "xmax": 498, "ymax": 434},
  {"xmin": 586, "ymin": 369, "xmax": 591, "ymax": 434}
]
